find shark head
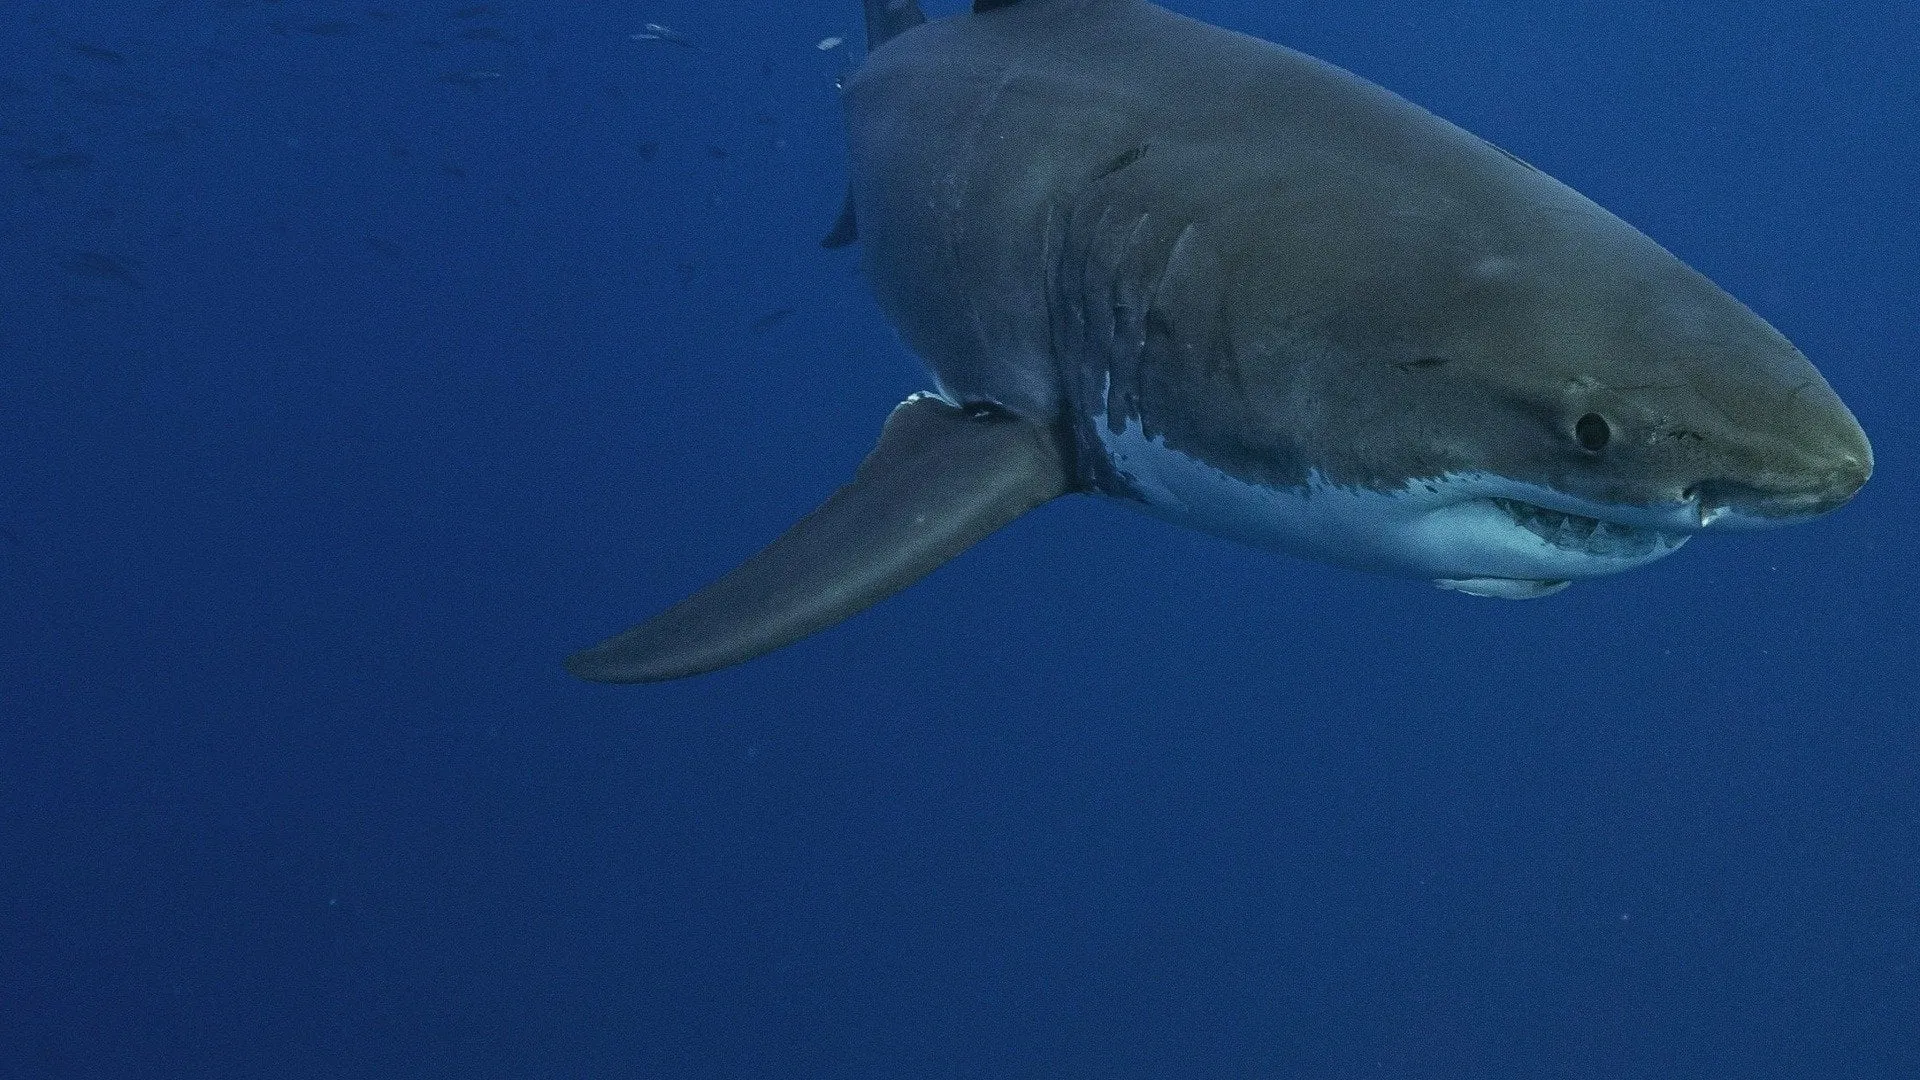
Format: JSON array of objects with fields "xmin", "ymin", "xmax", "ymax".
[{"xmin": 1088, "ymin": 141, "xmax": 1871, "ymax": 598}]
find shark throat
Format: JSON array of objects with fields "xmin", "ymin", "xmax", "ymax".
[{"xmin": 1092, "ymin": 411, "xmax": 1692, "ymax": 594}]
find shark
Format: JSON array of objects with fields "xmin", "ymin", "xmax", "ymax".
[{"xmin": 567, "ymin": 0, "xmax": 1872, "ymax": 683}]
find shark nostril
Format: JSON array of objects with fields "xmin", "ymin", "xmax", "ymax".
[
  {"xmin": 1832, "ymin": 452, "xmax": 1871, "ymax": 492},
  {"xmin": 1819, "ymin": 461, "xmax": 1870, "ymax": 512}
]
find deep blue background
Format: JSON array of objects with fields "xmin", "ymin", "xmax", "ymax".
[{"xmin": 2, "ymin": 2, "xmax": 1915, "ymax": 1077}]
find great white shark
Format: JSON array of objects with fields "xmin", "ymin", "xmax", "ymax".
[{"xmin": 568, "ymin": 0, "xmax": 1872, "ymax": 683}]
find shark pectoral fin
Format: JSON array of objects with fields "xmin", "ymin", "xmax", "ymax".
[{"xmin": 566, "ymin": 393, "xmax": 1072, "ymax": 683}]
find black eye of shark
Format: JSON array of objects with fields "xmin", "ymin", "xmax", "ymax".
[{"xmin": 1574, "ymin": 413, "xmax": 1612, "ymax": 453}]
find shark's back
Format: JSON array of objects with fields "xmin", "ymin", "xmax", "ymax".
[{"xmin": 840, "ymin": 0, "xmax": 1602, "ymax": 421}]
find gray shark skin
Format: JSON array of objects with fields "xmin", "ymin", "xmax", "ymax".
[{"xmin": 567, "ymin": 0, "xmax": 1871, "ymax": 682}]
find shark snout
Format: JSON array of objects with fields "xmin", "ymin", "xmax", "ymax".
[{"xmin": 1692, "ymin": 443, "xmax": 1871, "ymax": 527}]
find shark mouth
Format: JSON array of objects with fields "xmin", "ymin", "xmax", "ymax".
[{"xmin": 1488, "ymin": 496, "xmax": 1689, "ymax": 559}]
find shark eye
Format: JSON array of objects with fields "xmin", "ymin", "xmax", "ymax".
[{"xmin": 1574, "ymin": 413, "xmax": 1612, "ymax": 453}]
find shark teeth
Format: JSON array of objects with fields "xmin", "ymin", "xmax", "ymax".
[{"xmin": 1489, "ymin": 497, "xmax": 1686, "ymax": 558}]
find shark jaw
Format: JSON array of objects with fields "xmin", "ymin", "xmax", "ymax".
[
  {"xmin": 1095, "ymin": 415, "xmax": 1696, "ymax": 598},
  {"xmin": 1423, "ymin": 495, "xmax": 1696, "ymax": 598}
]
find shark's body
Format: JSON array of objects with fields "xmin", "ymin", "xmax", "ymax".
[{"xmin": 568, "ymin": 0, "xmax": 1871, "ymax": 682}]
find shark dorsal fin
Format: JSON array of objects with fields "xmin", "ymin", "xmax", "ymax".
[
  {"xmin": 821, "ymin": 186, "xmax": 858, "ymax": 249},
  {"xmin": 864, "ymin": 0, "xmax": 927, "ymax": 51}
]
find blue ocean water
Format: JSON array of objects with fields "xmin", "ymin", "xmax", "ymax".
[{"xmin": 2, "ymin": 1, "xmax": 1914, "ymax": 1076}]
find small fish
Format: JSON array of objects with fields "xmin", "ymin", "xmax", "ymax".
[
  {"xmin": 64, "ymin": 82, "xmax": 158, "ymax": 109},
  {"xmin": 749, "ymin": 308, "xmax": 795, "ymax": 334},
  {"xmin": 816, "ymin": 36, "xmax": 844, "ymax": 51},
  {"xmin": 62, "ymin": 252, "xmax": 142, "ymax": 288},
  {"xmin": 630, "ymin": 23, "xmax": 693, "ymax": 47},
  {"xmin": 23, "ymin": 151, "xmax": 95, "ymax": 172},
  {"xmin": 636, "ymin": 140, "xmax": 660, "ymax": 161},
  {"xmin": 67, "ymin": 41, "xmax": 127, "ymax": 65},
  {"xmin": 442, "ymin": 69, "xmax": 504, "ymax": 85},
  {"xmin": 141, "ymin": 126, "xmax": 193, "ymax": 147}
]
